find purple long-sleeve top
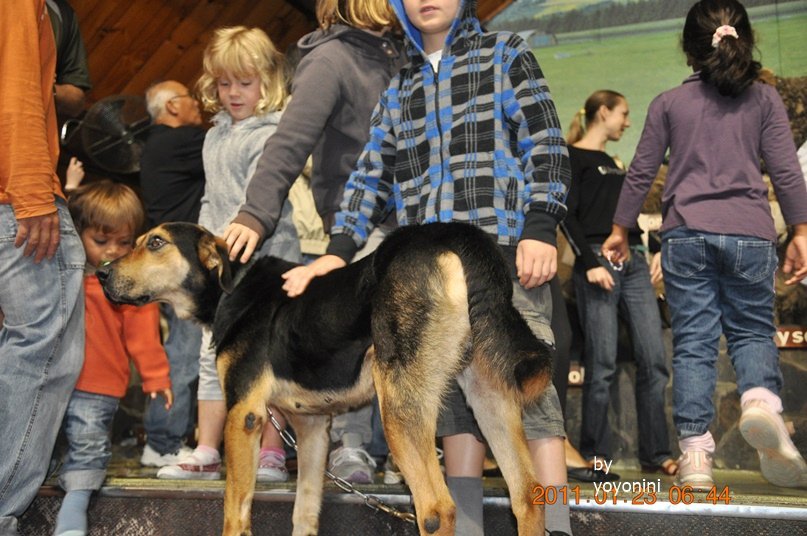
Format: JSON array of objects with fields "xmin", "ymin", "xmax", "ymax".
[{"xmin": 614, "ymin": 73, "xmax": 807, "ymax": 241}]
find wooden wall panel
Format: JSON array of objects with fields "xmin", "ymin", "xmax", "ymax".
[
  {"xmin": 70, "ymin": 0, "xmax": 512, "ymax": 107},
  {"xmin": 72, "ymin": 0, "xmax": 315, "ymax": 105}
]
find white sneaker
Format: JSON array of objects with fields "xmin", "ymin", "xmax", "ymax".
[
  {"xmin": 257, "ymin": 450, "xmax": 289, "ymax": 483},
  {"xmin": 328, "ymin": 446, "xmax": 376, "ymax": 484},
  {"xmin": 140, "ymin": 444, "xmax": 193, "ymax": 468},
  {"xmin": 157, "ymin": 447, "xmax": 222, "ymax": 480},
  {"xmin": 740, "ymin": 399, "xmax": 807, "ymax": 488}
]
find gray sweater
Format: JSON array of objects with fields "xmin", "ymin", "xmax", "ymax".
[
  {"xmin": 233, "ymin": 25, "xmax": 403, "ymax": 239},
  {"xmin": 199, "ymin": 111, "xmax": 300, "ymax": 262}
]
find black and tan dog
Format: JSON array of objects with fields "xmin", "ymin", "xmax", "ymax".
[{"xmin": 98, "ymin": 221, "xmax": 552, "ymax": 536}]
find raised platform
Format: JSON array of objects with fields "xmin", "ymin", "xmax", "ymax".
[{"xmin": 19, "ymin": 446, "xmax": 807, "ymax": 536}]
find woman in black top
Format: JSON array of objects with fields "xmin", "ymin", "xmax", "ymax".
[{"xmin": 564, "ymin": 90, "xmax": 675, "ymax": 475}]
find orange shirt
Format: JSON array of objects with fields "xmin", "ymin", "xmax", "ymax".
[
  {"xmin": 0, "ymin": 0, "xmax": 65, "ymax": 216},
  {"xmin": 75, "ymin": 274, "xmax": 171, "ymax": 398}
]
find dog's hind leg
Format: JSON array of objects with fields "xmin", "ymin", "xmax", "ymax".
[
  {"xmin": 373, "ymin": 363, "xmax": 456, "ymax": 536},
  {"xmin": 458, "ymin": 366, "xmax": 544, "ymax": 536},
  {"xmin": 222, "ymin": 376, "xmax": 271, "ymax": 536},
  {"xmin": 285, "ymin": 413, "xmax": 331, "ymax": 536}
]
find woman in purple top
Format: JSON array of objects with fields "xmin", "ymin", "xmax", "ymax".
[{"xmin": 602, "ymin": 0, "xmax": 807, "ymax": 490}]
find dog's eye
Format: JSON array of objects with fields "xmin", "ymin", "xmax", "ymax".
[{"xmin": 147, "ymin": 236, "xmax": 166, "ymax": 250}]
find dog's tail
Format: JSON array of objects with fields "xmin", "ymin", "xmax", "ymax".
[
  {"xmin": 373, "ymin": 223, "xmax": 552, "ymax": 404},
  {"xmin": 456, "ymin": 227, "xmax": 552, "ymax": 405}
]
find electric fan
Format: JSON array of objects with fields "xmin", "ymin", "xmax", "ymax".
[{"xmin": 61, "ymin": 95, "xmax": 152, "ymax": 175}]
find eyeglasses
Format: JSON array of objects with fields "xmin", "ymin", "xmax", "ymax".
[{"xmin": 169, "ymin": 94, "xmax": 193, "ymax": 101}]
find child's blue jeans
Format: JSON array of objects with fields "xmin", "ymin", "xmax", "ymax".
[
  {"xmin": 59, "ymin": 390, "xmax": 119, "ymax": 492},
  {"xmin": 661, "ymin": 226, "xmax": 782, "ymax": 439}
]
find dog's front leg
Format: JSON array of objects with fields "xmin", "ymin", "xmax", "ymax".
[
  {"xmin": 286, "ymin": 413, "xmax": 331, "ymax": 536},
  {"xmin": 222, "ymin": 399, "xmax": 265, "ymax": 536}
]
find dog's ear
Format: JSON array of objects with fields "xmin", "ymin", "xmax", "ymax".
[{"xmin": 198, "ymin": 234, "xmax": 234, "ymax": 293}]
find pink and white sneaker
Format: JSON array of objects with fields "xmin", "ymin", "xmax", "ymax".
[
  {"xmin": 257, "ymin": 450, "xmax": 289, "ymax": 483},
  {"xmin": 739, "ymin": 399, "xmax": 807, "ymax": 488},
  {"xmin": 674, "ymin": 451, "xmax": 714, "ymax": 491}
]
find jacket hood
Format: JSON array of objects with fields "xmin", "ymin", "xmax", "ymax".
[
  {"xmin": 389, "ymin": 0, "xmax": 481, "ymax": 59},
  {"xmin": 297, "ymin": 24, "xmax": 401, "ymax": 61}
]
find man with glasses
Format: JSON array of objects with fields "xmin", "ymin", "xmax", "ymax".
[{"xmin": 138, "ymin": 80, "xmax": 206, "ymax": 468}]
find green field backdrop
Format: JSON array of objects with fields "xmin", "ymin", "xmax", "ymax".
[{"xmin": 497, "ymin": 3, "xmax": 807, "ymax": 164}]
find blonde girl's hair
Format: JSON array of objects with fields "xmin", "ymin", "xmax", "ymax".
[
  {"xmin": 566, "ymin": 90, "xmax": 626, "ymax": 145},
  {"xmin": 316, "ymin": 0, "xmax": 397, "ymax": 31},
  {"xmin": 68, "ymin": 180, "xmax": 145, "ymax": 236},
  {"xmin": 197, "ymin": 26, "xmax": 286, "ymax": 116}
]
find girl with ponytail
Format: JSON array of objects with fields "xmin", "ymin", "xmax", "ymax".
[
  {"xmin": 564, "ymin": 90, "xmax": 676, "ymax": 478},
  {"xmin": 602, "ymin": 0, "xmax": 807, "ymax": 490}
]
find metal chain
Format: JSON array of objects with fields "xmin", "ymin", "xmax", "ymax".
[{"xmin": 267, "ymin": 407, "xmax": 417, "ymax": 524}]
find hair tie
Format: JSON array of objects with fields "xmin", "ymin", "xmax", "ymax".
[{"xmin": 711, "ymin": 25, "xmax": 738, "ymax": 48}]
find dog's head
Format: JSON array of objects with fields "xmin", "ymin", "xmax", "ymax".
[{"xmin": 97, "ymin": 222, "xmax": 233, "ymax": 323}]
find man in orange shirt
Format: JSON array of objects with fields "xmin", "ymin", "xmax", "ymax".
[{"xmin": 0, "ymin": 1, "xmax": 86, "ymax": 532}]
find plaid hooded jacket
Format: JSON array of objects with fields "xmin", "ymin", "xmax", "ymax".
[{"xmin": 327, "ymin": 0, "xmax": 570, "ymax": 261}]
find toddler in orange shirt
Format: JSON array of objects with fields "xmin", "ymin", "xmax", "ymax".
[{"xmin": 54, "ymin": 180, "xmax": 172, "ymax": 536}]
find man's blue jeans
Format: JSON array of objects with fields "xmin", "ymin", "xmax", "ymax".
[
  {"xmin": 574, "ymin": 245, "xmax": 671, "ymax": 466},
  {"xmin": 59, "ymin": 390, "xmax": 119, "ymax": 492},
  {"xmin": 0, "ymin": 200, "xmax": 85, "ymax": 533},
  {"xmin": 143, "ymin": 304, "xmax": 202, "ymax": 454},
  {"xmin": 662, "ymin": 227, "xmax": 781, "ymax": 439}
]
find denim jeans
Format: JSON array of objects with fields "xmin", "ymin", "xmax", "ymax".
[
  {"xmin": 573, "ymin": 245, "xmax": 671, "ymax": 466},
  {"xmin": 661, "ymin": 227, "xmax": 781, "ymax": 439},
  {"xmin": 143, "ymin": 304, "xmax": 202, "ymax": 454},
  {"xmin": 58, "ymin": 390, "xmax": 119, "ymax": 492},
  {"xmin": 0, "ymin": 200, "xmax": 85, "ymax": 533}
]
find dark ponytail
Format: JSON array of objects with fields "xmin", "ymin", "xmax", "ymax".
[{"xmin": 682, "ymin": 0, "xmax": 760, "ymax": 98}]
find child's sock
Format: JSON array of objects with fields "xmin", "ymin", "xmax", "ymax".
[
  {"xmin": 260, "ymin": 446, "xmax": 286, "ymax": 461},
  {"xmin": 740, "ymin": 386, "xmax": 783, "ymax": 413},
  {"xmin": 679, "ymin": 431, "xmax": 715, "ymax": 453},
  {"xmin": 446, "ymin": 476, "xmax": 483, "ymax": 536},
  {"xmin": 545, "ymin": 500, "xmax": 573, "ymax": 535},
  {"xmin": 194, "ymin": 444, "xmax": 221, "ymax": 463},
  {"xmin": 54, "ymin": 489, "xmax": 92, "ymax": 536}
]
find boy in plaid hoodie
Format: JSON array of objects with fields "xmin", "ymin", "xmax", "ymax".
[{"xmin": 269, "ymin": 0, "xmax": 574, "ymax": 533}]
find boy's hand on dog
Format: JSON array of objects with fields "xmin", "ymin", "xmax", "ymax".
[
  {"xmin": 516, "ymin": 239, "xmax": 556, "ymax": 288},
  {"xmin": 223, "ymin": 222, "xmax": 261, "ymax": 263},
  {"xmin": 783, "ymin": 226, "xmax": 807, "ymax": 285},
  {"xmin": 282, "ymin": 254, "xmax": 346, "ymax": 297},
  {"xmin": 150, "ymin": 388, "xmax": 174, "ymax": 410}
]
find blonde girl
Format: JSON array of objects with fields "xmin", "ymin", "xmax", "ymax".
[
  {"xmin": 158, "ymin": 26, "xmax": 301, "ymax": 483},
  {"xmin": 220, "ymin": 0, "xmax": 405, "ymax": 485}
]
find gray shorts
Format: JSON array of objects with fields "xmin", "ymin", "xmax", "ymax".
[{"xmin": 436, "ymin": 281, "xmax": 566, "ymax": 441}]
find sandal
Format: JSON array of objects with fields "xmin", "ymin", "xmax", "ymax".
[{"xmin": 641, "ymin": 458, "xmax": 678, "ymax": 476}]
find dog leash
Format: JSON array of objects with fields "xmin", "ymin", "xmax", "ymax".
[{"xmin": 267, "ymin": 407, "xmax": 417, "ymax": 524}]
